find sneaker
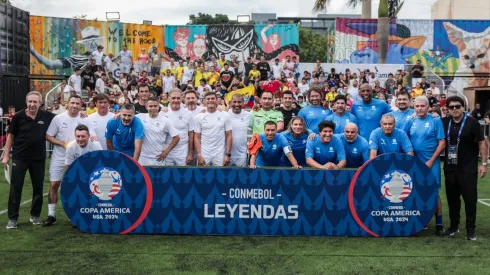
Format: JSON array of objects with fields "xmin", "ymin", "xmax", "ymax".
[
  {"xmin": 42, "ymin": 216, "xmax": 57, "ymax": 227},
  {"xmin": 466, "ymin": 229, "xmax": 477, "ymax": 241},
  {"xmin": 6, "ymin": 220, "xmax": 17, "ymax": 229},
  {"xmin": 446, "ymin": 227, "xmax": 459, "ymax": 237},
  {"xmin": 30, "ymin": 216, "xmax": 42, "ymax": 225},
  {"xmin": 436, "ymin": 225, "xmax": 446, "ymax": 236}
]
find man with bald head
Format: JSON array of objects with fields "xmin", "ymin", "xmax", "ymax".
[
  {"xmin": 334, "ymin": 123, "xmax": 369, "ymax": 168},
  {"xmin": 369, "ymin": 113, "xmax": 414, "ymax": 159},
  {"xmin": 351, "ymin": 83, "xmax": 391, "ymax": 140}
]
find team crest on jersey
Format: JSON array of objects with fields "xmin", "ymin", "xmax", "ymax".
[
  {"xmin": 424, "ymin": 122, "xmax": 430, "ymax": 128},
  {"xmin": 218, "ymin": 117, "xmax": 221, "ymax": 121},
  {"xmin": 392, "ymin": 139, "xmax": 397, "ymax": 144},
  {"xmin": 272, "ymin": 144, "xmax": 277, "ymax": 150},
  {"xmin": 322, "ymin": 110, "xmax": 326, "ymax": 114},
  {"xmin": 329, "ymin": 147, "xmax": 334, "ymax": 152},
  {"xmin": 358, "ymin": 106, "xmax": 363, "ymax": 111},
  {"xmin": 89, "ymin": 168, "xmax": 122, "ymax": 201},
  {"xmin": 371, "ymin": 105, "xmax": 376, "ymax": 110},
  {"xmin": 179, "ymin": 116, "xmax": 183, "ymax": 120},
  {"xmin": 353, "ymin": 148, "xmax": 358, "ymax": 153},
  {"xmin": 380, "ymin": 170, "xmax": 413, "ymax": 203},
  {"xmin": 241, "ymin": 118, "xmax": 245, "ymax": 122}
]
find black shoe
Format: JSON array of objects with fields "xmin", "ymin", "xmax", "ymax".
[
  {"xmin": 466, "ymin": 229, "xmax": 477, "ymax": 241},
  {"xmin": 446, "ymin": 227, "xmax": 459, "ymax": 237},
  {"xmin": 436, "ymin": 225, "xmax": 445, "ymax": 236},
  {"xmin": 42, "ymin": 216, "xmax": 57, "ymax": 227}
]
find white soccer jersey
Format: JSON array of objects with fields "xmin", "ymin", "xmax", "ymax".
[
  {"xmin": 65, "ymin": 140, "xmax": 103, "ymax": 166},
  {"xmin": 95, "ymin": 78, "xmax": 105, "ymax": 93},
  {"xmin": 136, "ymin": 113, "xmax": 179, "ymax": 160},
  {"xmin": 228, "ymin": 110, "xmax": 250, "ymax": 160},
  {"xmin": 82, "ymin": 112, "xmax": 115, "ymax": 150},
  {"xmin": 186, "ymin": 105, "xmax": 203, "ymax": 117},
  {"xmin": 46, "ymin": 112, "xmax": 86, "ymax": 163},
  {"xmin": 92, "ymin": 50, "xmax": 104, "ymax": 66},
  {"xmin": 195, "ymin": 111, "xmax": 232, "ymax": 157},
  {"xmin": 163, "ymin": 108, "xmax": 196, "ymax": 159}
]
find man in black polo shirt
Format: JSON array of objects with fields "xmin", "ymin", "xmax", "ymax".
[
  {"xmin": 442, "ymin": 96, "xmax": 488, "ymax": 241},
  {"xmin": 280, "ymin": 90, "xmax": 301, "ymax": 129},
  {"xmin": 3, "ymin": 91, "xmax": 55, "ymax": 229},
  {"xmin": 134, "ymin": 83, "xmax": 151, "ymax": 114},
  {"xmin": 257, "ymin": 55, "xmax": 271, "ymax": 81}
]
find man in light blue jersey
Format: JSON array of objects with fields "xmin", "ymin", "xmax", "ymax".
[
  {"xmin": 106, "ymin": 104, "xmax": 144, "ymax": 160},
  {"xmin": 306, "ymin": 120, "xmax": 346, "ymax": 170},
  {"xmin": 249, "ymin": 121, "xmax": 301, "ymax": 169},
  {"xmin": 325, "ymin": 94, "xmax": 358, "ymax": 134},
  {"xmin": 352, "ymin": 83, "xmax": 391, "ymax": 140},
  {"xmin": 390, "ymin": 90, "xmax": 415, "ymax": 130},
  {"xmin": 408, "ymin": 96, "xmax": 446, "ymax": 236},
  {"xmin": 369, "ymin": 113, "xmax": 414, "ymax": 158},
  {"xmin": 298, "ymin": 88, "xmax": 332, "ymax": 134},
  {"xmin": 335, "ymin": 123, "xmax": 369, "ymax": 168}
]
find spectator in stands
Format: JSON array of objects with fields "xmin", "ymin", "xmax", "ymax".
[
  {"xmin": 297, "ymin": 95, "xmax": 306, "ymax": 108},
  {"xmin": 420, "ymin": 77, "xmax": 430, "ymax": 91},
  {"xmin": 251, "ymin": 91, "xmax": 284, "ymax": 134},
  {"xmin": 439, "ymin": 93, "xmax": 447, "ymax": 107},
  {"xmin": 430, "ymin": 81, "xmax": 441, "ymax": 98},
  {"xmin": 298, "ymin": 88, "xmax": 332, "ymax": 134},
  {"xmin": 411, "ymin": 60, "xmax": 424, "ymax": 81},
  {"xmin": 369, "ymin": 113, "xmax": 414, "ymax": 158},
  {"xmin": 86, "ymin": 100, "xmax": 97, "ymax": 115},
  {"xmin": 470, "ymin": 103, "xmax": 483, "ymax": 120},
  {"xmin": 52, "ymin": 101, "xmax": 65, "ymax": 115},
  {"xmin": 335, "ymin": 123, "xmax": 369, "ymax": 168},
  {"xmin": 411, "ymin": 82, "xmax": 424, "ymax": 98},
  {"xmin": 427, "ymin": 89, "xmax": 439, "ymax": 107},
  {"xmin": 306, "ymin": 120, "xmax": 346, "ymax": 170},
  {"xmin": 325, "ymin": 95, "xmax": 358, "ymax": 134},
  {"xmin": 347, "ymin": 80, "xmax": 360, "ymax": 102},
  {"xmin": 384, "ymin": 73, "xmax": 396, "ymax": 95},
  {"xmin": 257, "ymin": 55, "xmax": 271, "ymax": 81}
]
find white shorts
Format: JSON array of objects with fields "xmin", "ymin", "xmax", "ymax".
[
  {"xmin": 165, "ymin": 157, "xmax": 187, "ymax": 166},
  {"xmin": 120, "ymin": 64, "xmax": 131, "ymax": 74},
  {"xmin": 202, "ymin": 154, "xmax": 223, "ymax": 167},
  {"xmin": 138, "ymin": 156, "xmax": 165, "ymax": 167},
  {"xmin": 230, "ymin": 158, "xmax": 247, "ymax": 167},
  {"xmin": 49, "ymin": 162, "xmax": 65, "ymax": 182}
]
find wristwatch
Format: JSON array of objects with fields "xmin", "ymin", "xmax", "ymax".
[{"xmin": 226, "ymin": 153, "xmax": 231, "ymax": 157}]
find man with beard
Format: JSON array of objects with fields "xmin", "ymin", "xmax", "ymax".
[
  {"xmin": 369, "ymin": 113, "xmax": 413, "ymax": 158},
  {"xmin": 305, "ymin": 120, "xmax": 346, "ymax": 170},
  {"xmin": 220, "ymin": 64, "xmax": 234, "ymax": 92},
  {"xmin": 325, "ymin": 95, "xmax": 358, "ymax": 134},
  {"xmin": 228, "ymin": 94, "xmax": 251, "ymax": 167},
  {"xmin": 163, "ymin": 89, "xmax": 196, "ymax": 166},
  {"xmin": 351, "ymin": 84, "xmax": 391, "ymax": 140},
  {"xmin": 136, "ymin": 97, "xmax": 180, "ymax": 166},
  {"xmin": 4, "ymin": 92, "xmax": 55, "ymax": 229},
  {"xmin": 105, "ymin": 104, "xmax": 144, "ymax": 160},
  {"xmin": 184, "ymin": 90, "xmax": 203, "ymax": 116},
  {"xmin": 280, "ymin": 90, "xmax": 301, "ymax": 128},
  {"xmin": 407, "ymin": 96, "xmax": 446, "ymax": 236},
  {"xmin": 390, "ymin": 91, "xmax": 415, "ymax": 130},
  {"xmin": 44, "ymin": 95, "xmax": 87, "ymax": 226},
  {"xmin": 194, "ymin": 92, "xmax": 232, "ymax": 166},
  {"xmin": 82, "ymin": 94, "xmax": 115, "ymax": 150},
  {"xmin": 334, "ymin": 123, "xmax": 369, "ymax": 168},
  {"xmin": 249, "ymin": 121, "xmax": 301, "ymax": 169},
  {"xmin": 257, "ymin": 55, "xmax": 271, "ymax": 81},
  {"xmin": 251, "ymin": 91, "xmax": 284, "ymax": 134},
  {"xmin": 134, "ymin": 84, "xmax": 151, "ymax": 114},
  {"xmin": 298, "ymin": 88, "xmax": 332, "ymax": 134}
]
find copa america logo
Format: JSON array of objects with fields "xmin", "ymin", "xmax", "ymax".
[
  {"xmin": 89, "ymin": 167, "xmax": 122, "ymax": 200},
  {"xmin": 380, "ymin": 170, "xmax": 413, "ymax": 203}
]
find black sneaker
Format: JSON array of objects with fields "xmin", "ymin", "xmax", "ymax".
[
  {"xmin": 42, "ymin": 216, "xmax": 57, "ymax": 227},
  {"xmin": 466, "ymin": 229, "xmax": 477, "ymax": 241},
  {"xmin": 446, "ymin": 227, "xmax": 459, "ymax": 237},
  {"xmin": 436, "ymin": 225, "xmax": 445, "ymax": 236}
]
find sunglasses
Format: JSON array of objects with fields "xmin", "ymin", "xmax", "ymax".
[{"xmin": 448, "ymin": 105, "xmax": 462, "ymax": 110}]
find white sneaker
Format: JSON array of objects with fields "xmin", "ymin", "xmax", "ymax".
[{"xmin": 6, "ymin": 220, "xmax": 17, "ymax": 229}]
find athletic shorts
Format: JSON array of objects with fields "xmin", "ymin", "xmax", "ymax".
[
  {"xmin": 138, "ymin": 156, "xmax": 165, "ymax": 167},
  {"xmin": 49, "ymin": 161, "xmax": 65, "ymax": 182},
  {"xmin": 202, "ymin": 154, "xmax": 223, "ymax": 167},
  {"xmin": 120, "ymin": 64, "xmax": 131, "ymax": 74},
  {"xmin": 165, "ymin": 157, "xmax": 187, "ymax": 167},
  {"xmin": 229, "ymin": 158, "xmax": 247, "ymax": 167}
]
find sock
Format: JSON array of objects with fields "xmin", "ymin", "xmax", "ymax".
[
  {"xmin": 48, "ymin": 204, "xmax": 57, "ymax": 217},
  {"xmin": 436, "ymin": 215, "xmax": 443, "ymax": 226}
]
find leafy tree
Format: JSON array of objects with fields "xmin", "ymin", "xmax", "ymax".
[
  {"xmin": 298, "ymin": 26, "xmax": 331, "ymax": 62},
  {"xmin": 187, "ymin": 13, "xmax": 238, "ymax": 25},
  {"xmin": 1, "ymin": 0, "xmax": 12, "ymax": 4}
]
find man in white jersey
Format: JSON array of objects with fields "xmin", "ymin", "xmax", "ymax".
[
  {"xmin": 65, "ymin": 124, "xmax": 103, "ymax": 167},
  {"xmin": 184, "ymin": 89, "xmax": 203, "ymax": 116},
  {"xmin": 228, "ymin": 94, "xmax": 251, "ymax": 166},
  {"xmin": 195, "ymin": 92, "xmax": 232, "ymax": 166},
  {"xmin": 136, "ymin": 97, "xmax": 180, "ymax": 166},
  {"xmin": 91, "ymin": 45, "xmax": 105, "ymax": 68},
  {"xmin": 163, "ymin": 88, "xmax": 196, "ymax": 166},
  {"xmin": 82, "ymin": 93, "xmax": 115, "ymax": 150},
  {"xmin": 44, "ymin": 95, "xmax": 88, "ymax": 226},
  {"xmin": 69, "ymin": 67, "xmax": 82, "ymax": 96},
  {"xmin": 118, "ymin": 45, "xmax": 133, "ymax": 74}
]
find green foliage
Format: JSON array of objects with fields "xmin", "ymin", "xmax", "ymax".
[
  {"xmin": 188, "ymin": 13, "xmax": 238, "ymax": 25},
  {"xmin": 298, "ymin": 26, "xmax": 331, "ymax": 62},
  {"xmin": 0, "ymin": 0, "xmax": 11, "ymax": 4}
]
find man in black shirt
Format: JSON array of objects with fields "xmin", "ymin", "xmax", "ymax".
[
  {"xmin": 243, "ymin": 56, "xmax": 254, "ymax": 86},
  {"xmin": 134, "ymin": 84, "xmax": 151, "ymax": 114},
  {"xmin": 470, "ymin": 103, "xmax": 483, "ymax": 121},
  {"xmin": 411, "ymin": 60, "xmax": 424, "ymax": 78},
  {"xmin": 257, "ymin": 55, "xmax": 271, "ymax": 81},
  {"xmin": 442, "ymin": 96, "xmax": 488, "ymax": 241},
  {"xmin": 3, "ymin": 91, "xmax": 55, "ymax": 229},
  {"xmin": 220, "ymin": 64, "xmax": 234, "ymax": 92},
  {"xmin": 280, "ymin": 90, "xmax": 301, "ymax": 129}
]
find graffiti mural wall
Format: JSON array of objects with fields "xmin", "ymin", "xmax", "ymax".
[
  {"xmin": 29, "ymin": 16, "xmax": 164, "ymax": 76},
  {"xmin": 335, "ymin": 18, "xmax": 490, "ymax": 90},
  {"xmin": 164, "ymin": 24, "xmax": 299, "ymax": 62}
]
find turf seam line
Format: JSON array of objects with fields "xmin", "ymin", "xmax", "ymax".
[
  {"xmin": 0, "ymin": 192, "xmax": 49, "ymax": 215},
  {"xmin": 477, "ymin": 199, "xmax": 490, "ymax": 208}
]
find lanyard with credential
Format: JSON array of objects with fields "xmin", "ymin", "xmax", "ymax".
[{"xmin": 447, "ymin": 113, "xmax": 467, "ymax": 146}]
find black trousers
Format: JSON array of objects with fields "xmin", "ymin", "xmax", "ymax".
[
  {"xmin": 8, "ymin": 159, "xmax": 46, "ymax": 221},
  {"xmin": 444, "ymin": 171, "xmax": 478, "ymax": 229}
]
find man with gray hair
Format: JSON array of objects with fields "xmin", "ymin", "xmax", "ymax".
[
  {"xmin": 3, "ymin": 92, "xmax": 55, "ymax": 229},
  {"xmin": 334, "ymin": 123, "xmax": 370, "ymax": 168},
  {"xmin": 407, "ymin": 95, "xmax": 446, "ymax": 235},
  {"xmin": 369, "ymin": 113, "xmax": 414, "ymax": 159},
  {"xmin": 105, "ymin": 104, "xmax": 144, "ymax": 160}
]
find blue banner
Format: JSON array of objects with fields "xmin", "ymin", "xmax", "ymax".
[{"xmin": 61, "ymin": 151, "xmax": 438, "ymax": 236}]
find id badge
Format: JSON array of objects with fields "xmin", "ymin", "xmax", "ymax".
[{"xmin": 448, "ymin": 145, "xmax": 458, "ymax": 165}]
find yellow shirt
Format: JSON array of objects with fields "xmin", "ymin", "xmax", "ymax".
[
  {"xmin": 326, "ymin": 92, "xmax": 338, "ymax": 103},
  {"xmin": 205, "ymin": 72, "xmax": 220, "ymax": 86},
  {"xmin": 411, "ymin": 88, "xmax": 424, "ymax": 98},
  {"xmin": 175, "ymin": 66, "xmax": 185, "ymax": 81},
  {"xmin": 194, "ymin": 70, "xmax": 203, "ymax": 88},
  {"xmin": 248, "ymin": 70, "xmax": 261, "ymax": 80},
  {"xmin": 217, "ymin": 59, "xmax": 227, "ymax": 69},
  {"xmin": 86, "ymin": 107, "xmax": 98, "ymax": 115}
]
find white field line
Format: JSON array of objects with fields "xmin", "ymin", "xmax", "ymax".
[
  {"xmin": 477, "ymin": 199, "xmax": 490, "ymax": 208},
  {"xmin": 0, "ymin": 192, "xmax": 49, "ymax": 215}
]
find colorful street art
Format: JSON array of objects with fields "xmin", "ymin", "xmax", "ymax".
[
  {"xmin": 29, "ymin": 16, "xmax": 164, "ymax": 76},
  {"xmin": 164, "ymin": 24, "xmax": 299, "ymax": 62}
]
